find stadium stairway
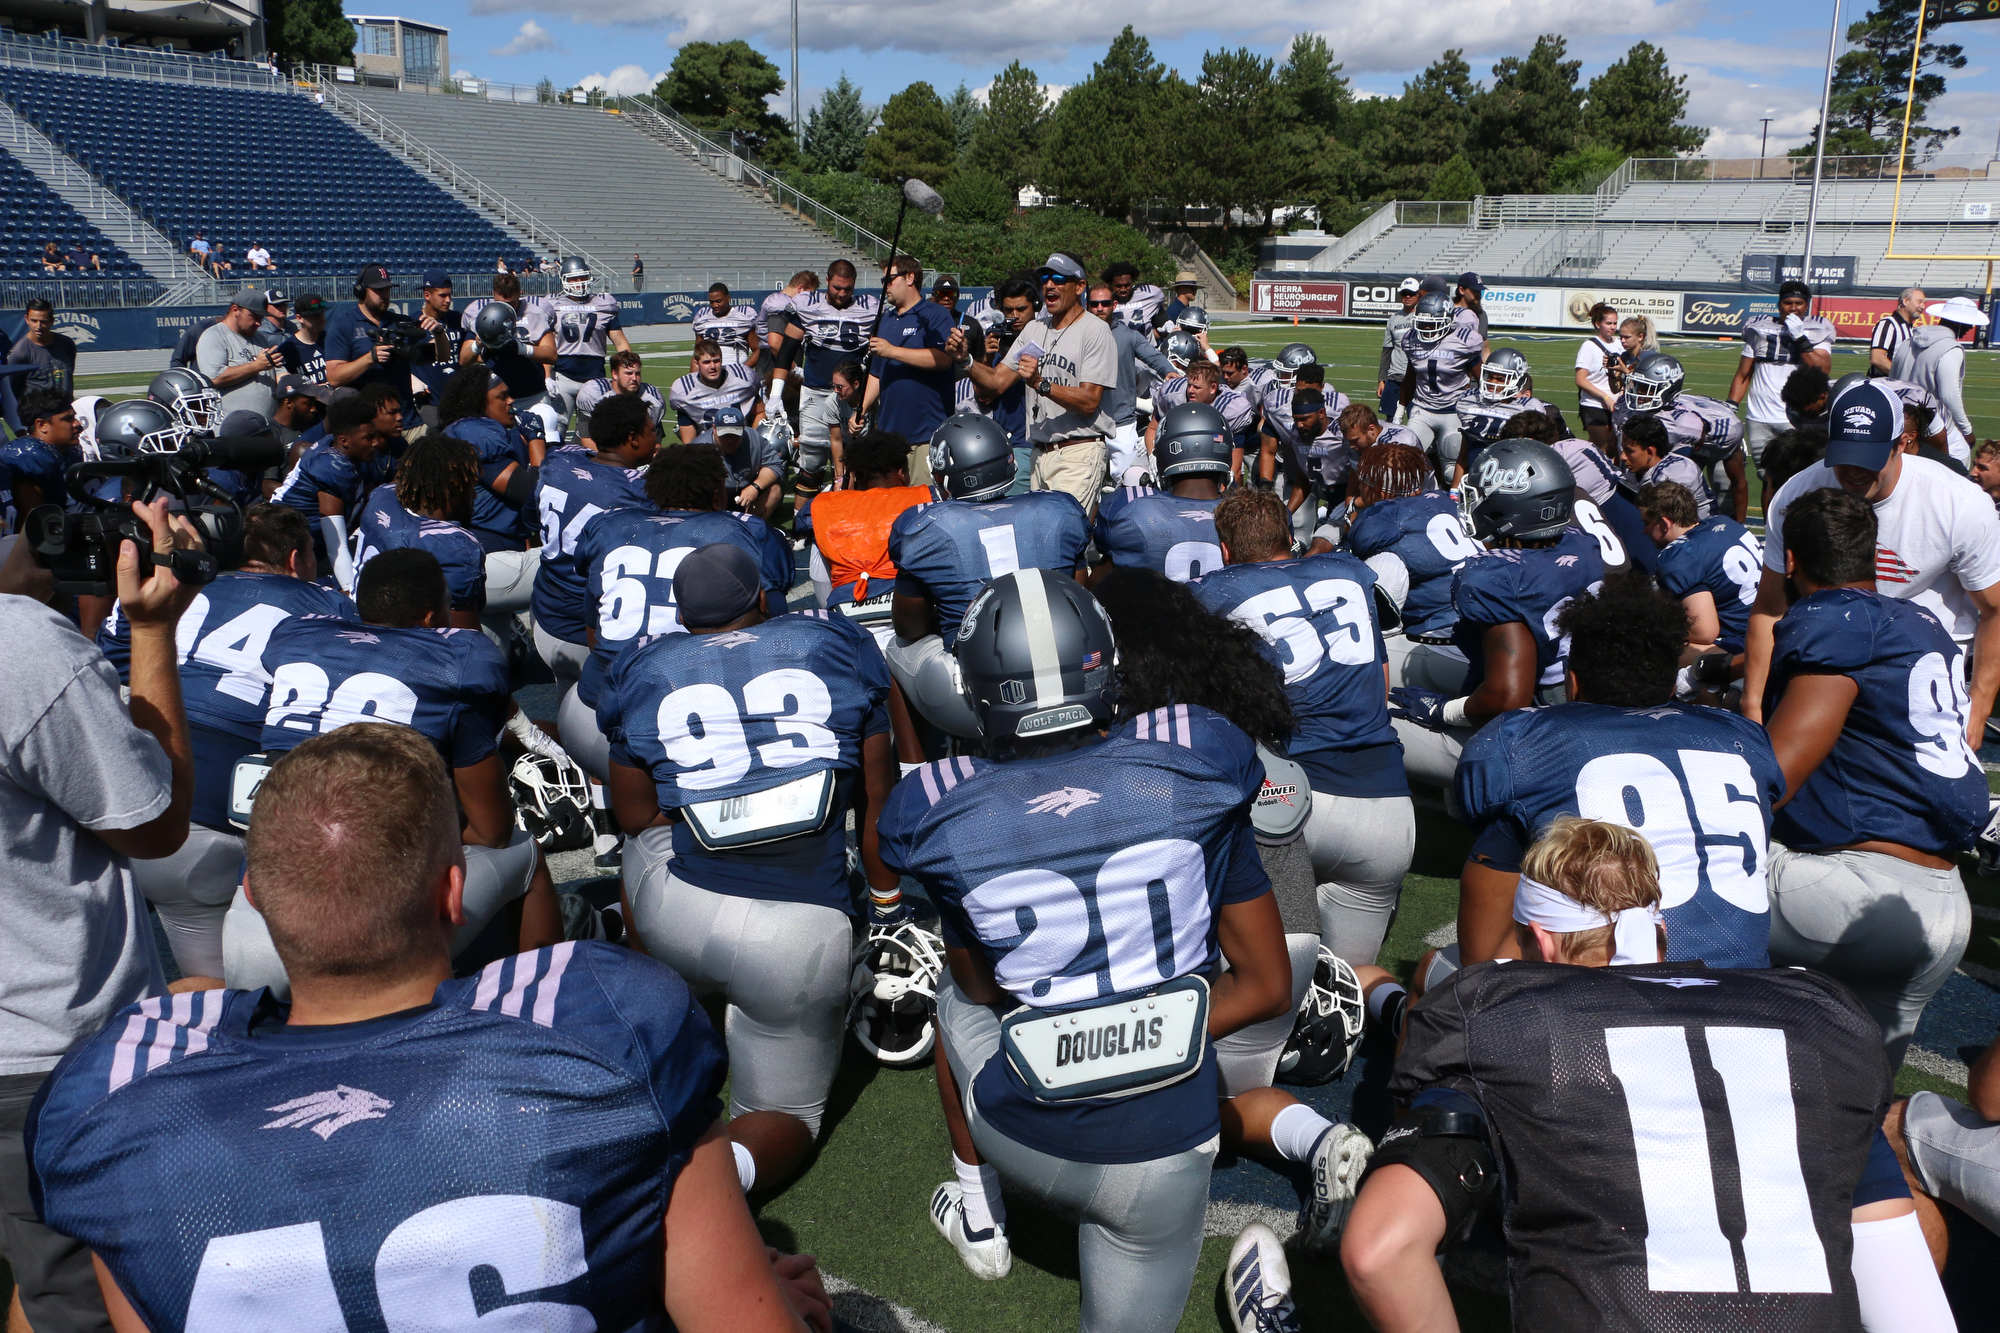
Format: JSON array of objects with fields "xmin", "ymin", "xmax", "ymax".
[{"xmin": 335, "ymin": 85, "xmax": 870, "ymax": 291}]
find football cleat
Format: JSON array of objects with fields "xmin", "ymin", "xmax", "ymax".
[
  {"xmin": 930, "ymin": 1182, "xmax": 1012, "ymax": 1280},
  {"xmin": 1277, "ymin": 947, "xmax": 1366, "ymax": 1086},
  {"xmin": 1296, "ymin": 1123, "xmax": 1373, "ymax": 1255},
  {"xmin": 850, "ymin": 919, "xmax": 945, "ymax": 1067},
  {"xmin": 1225, "ymin": 1223, "xmax": 1300, "ymax": 1333},
  {"xmin": 509, "ymin": 752, "xmax": 594, "ymax": 853}
]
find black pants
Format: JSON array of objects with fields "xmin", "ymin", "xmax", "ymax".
[{"xmin": 1, "ymin": 1071, "xmax": 113, "ymax": 1331}]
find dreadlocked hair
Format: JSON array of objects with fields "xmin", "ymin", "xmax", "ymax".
[
  {"xmin": 394, "ymin": 434, "xmax": 479, "ymax": 525},
  {"xmin": 1093, "ymin": 567, "xmax": 1292, "ymax": 749},
  {"xmin": 646, "ymin": 444, "xmax": 728, "ymax": 512},
  {"xmin": 1350, "ymin": 442, "xmax": 1434, "ymax": 506}
]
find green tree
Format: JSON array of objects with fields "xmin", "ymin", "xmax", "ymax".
[
  {"xmin": 1274, "ymin": 34, "xmax": 1349, "ymax": 137},
  {"xmin": 943, "ymin": 167, "xmax": 1014, "ymax": 225},
  {"xmin": 803, "ymin": 74, "xmax": 870, "ymax": 173},
  {"xmin": 1548, "ymin": 142, "xmax": 1627, "ymax": 192},
  {"xmin": 1803, "ymin": 0, "xmax": 1965, "ymax": 161},
  {"xmin": 1582, "ymin": 41, "xmax": 1704, "ymax": 157},
  {"xmin": 1191, "ymin": 48, "xmax": 1289, "ymax": 227},
  {"xmin": 1426, "ymin": 151, "xmax": 1484, "ymax": 200},
  {"xmin": 862, "ymin": 81, "xmax": 955, "ymax": 186},
  {"xmin": 1469, "ymin": 34, "xmax": 1583, "ymax": 195},
  {"xmin": 655, "ymin": 40, "xmax": 795, "ymax": 163},
  {"xmin": 1366, "ymin": 50, "xmax": 1477, "ymax": 198},
  {"xmin": 267, "ymin": 0, "xmax": 354, "ymax": 67},
  {"xmin": 943, "ymin": 82, "xmax": 985, "ymax": 158},
  {"xmin": 964, "ymin": 61, "xmax": 1048, "ymax": 198},
  {"xmin": 1038, "ymin": 26, "xmax": 1167, "ymax": 218}
]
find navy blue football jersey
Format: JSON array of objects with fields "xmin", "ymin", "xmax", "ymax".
[
  {"xmin": 1656, "ymin": 517, "xmax": 1762, "ymax": 653},
  {"xmin": 1092, "ymin": 483, "xmax": 1154, "ymax": 531},
  {"xmin": 1346, "ymin": 491, "xmax": 1482, "ymax": 638},
  {"xmin": 355, "ymin": 485, "xmax": 487, "ymax": 613},
  {"xmin": 27, "ymin": 945, "xmax": 724, "ymax": 1333},
  {"xmin": 599, "ymin": 610, "xmax": 891, "ymax": 912},
  {"xmin": 0, "ymin": 438, "xmax": 76, "ymax": 513},
  {"xmin": 272, "ymin": 441, "xmax": 386, "ymax": 525},
  {"xmin": 258, "ymin": 616, "xmax": 510, "ymax": 769},
  {"xmin": 99, "ymin": 572, "xmax": 357, "ymax": 831},
  {"xmin": 1458, "ymin": 702, "xmax": 1783, "ymax": 968},
  {"xmin": 1094, "ymin": 491, "xmax": 1221, "ymax": 581},
  {"xmin": 528, "ymin": 448, "xmax": 651, "ymax": 643},
  {"xmin": 890, "ymin": 492, "xmax": 1091, "ymax": 647},
  {"xmin": 879, "ymin": 705, "xmax": 1270, "ymax": 1164},
  {"xmin": 1765, "ymin": 588, "xmax": 1988, "ymax": 855},
  {"xmin": 575, "ymin": 507, "xmax": 793, "ymax": 709},
  {"xmin": 1193, "ymin": 555, "xmax": 1406, "ymax": 798},
  {"xmin": 444, "ymin": 416, "xmax": 535, "ymax": 550},
  {"xmin": 1452, "ymin": 528, "xmax": 1607, "ymax": 690}
]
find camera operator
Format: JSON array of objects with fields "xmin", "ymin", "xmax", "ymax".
[
  {"xmin": 0, "ymin": 498, "xmax": 199, "ymax": 1333},
  {"xmin": 324, "ymin": 264, "xmax": 431, "ymax": 434},
  {"xmin": 196, "ymin": 288, "xmax": 284, "ymax": 420}
]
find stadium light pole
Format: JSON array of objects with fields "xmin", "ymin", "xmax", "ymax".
[
  {"xmin": 1758, "ymin": 113, "xmax": 1773, "ymax": 178},
  {"xmin": 1800, "ymin": 0, "xmax": 1842, "ymax": 285},
  {"xmin": 792, "ymin": 0, "xmax": 802, "ymax": 154}
]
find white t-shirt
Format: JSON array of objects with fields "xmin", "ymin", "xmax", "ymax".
[
  {"xmin": 1574, "ymin": 336, "xmax": 1622, "ymax": 404},
  {"xmin": 1764, "ymin": 453, "xmax": 2000, "ymax": 643},
  {"xmin": 246, "ymin": 246, "xmax": 271, "ymax": 268}
]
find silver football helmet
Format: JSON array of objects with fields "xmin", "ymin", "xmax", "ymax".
[
  {"xmin": 148, "ymin": 366, "xmax": 221, "ymax": 436},
  {"xmin": 559, "ymin": 255, "xmax": 592, "ymax": 299},
  {"xmin": 1479, "ymin": 347, "xmax": 1530, "ymax": 403}
]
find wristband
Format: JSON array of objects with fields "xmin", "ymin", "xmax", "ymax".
[{"xmin": 1442, "ymin": 697, "xmax": 1471, "ymax": 728}]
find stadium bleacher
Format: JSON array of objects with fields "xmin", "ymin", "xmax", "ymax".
[
  {"xmin": 0, "ymin": 141, "xmax": 143, "ymax": 279},
  {"xmin": 0, "ymin": 64, "xmax": 536, "ymax": 276}
]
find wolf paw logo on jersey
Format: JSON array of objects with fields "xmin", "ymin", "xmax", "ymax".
[
  {"xmin": 261, "ymin": 1086, "xmax": 394, "ymax": 1139},
  {"xmin": 705, "ymin": 631, "xmax": 761, "ymax": 649},
  {"xmin": 1556, "ymin": 554, "xmax": 1580, "ymax": 568},
  {"xmin": 1025, "ymin": 786, "xmax": 1102, "ymax": 818}
]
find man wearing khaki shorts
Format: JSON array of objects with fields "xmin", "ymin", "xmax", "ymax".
[{"xmin": 960, "ymin": 252, "xmax": 1116, "ymax": 517}]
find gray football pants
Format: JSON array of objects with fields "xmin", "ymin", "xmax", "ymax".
[
  {"xmin": 130, "ymin": 823, "xmax": 245, "ymax": 980},
  {"xmin": 624, "ymin": 826, "xmax": 851, "ymax": 1136},
  {"xmin": 937, "ymin": 977, "xmax": 1217, "ymax": 1333},
  {"xmin": 1767, "ymin": 845, "xmax": 1971, "ymax": 1068},
  {"xmin": 223, "ymin": 831, "xmax": 540, "ymax": 997},
  {"xmin": 558, "ymin": 682, "xmax": 612, "ymax": 783},
  {"xmin": 1384, "ymin": 633, "xmax": 1470, "ymax": 694},
  {"xmin": 534, "ymin": 624, "xmax": 591, "ymax": 686},
  {"xmin": 1902, "ymin": 1090, "xmax": 2000, "ymax": 1237},
  {"xmin": 885, "ymin": 632, "xmax": 983, "ymax": 739},
  {"xmin": 1405, "ymin": 407, "xmax": 1464, "ymax": 480},
  {"xmin": 1305, "ymin": 790, "xmax": 1415, "ymax": 967},
  {"xmin": 1214, "ymin": 933, "xmax": 1320, "ymax": 1096}
]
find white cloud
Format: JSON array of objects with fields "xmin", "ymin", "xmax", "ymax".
[
  {"xmin": 577, "ymin": 64, "xmax": 663, "ymax": 97},
  {"xmin": 492, "ymin": 19, "xmax": 560, "ymax": 57}
]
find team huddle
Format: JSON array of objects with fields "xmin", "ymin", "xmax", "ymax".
[{"xmin": 4, "ymin": 252, "xmax": 1997, "ymax": 1333}]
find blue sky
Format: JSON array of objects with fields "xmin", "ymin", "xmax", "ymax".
[{"xmin": 396, "ymin": 0, "xmax": 2000, "ymax": 165}]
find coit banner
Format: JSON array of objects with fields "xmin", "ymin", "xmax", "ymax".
[
  {"xmin": 1560, "ymin": 288, "xmax": 1683, "ymax": 334},
  {"xmin": 1250, "ymin": 279, "xmax": 1348, "ymax": 317},
  {"xmin": 1479, "ymin": 285, "xmax": 1567, "ymax": 329},
  {"xmin": 1346, "ymin": 281, "xmax": 1410, "ymax": 318}
]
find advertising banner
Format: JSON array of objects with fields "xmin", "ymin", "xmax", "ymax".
[
  {"xmin": 1480, "ymin": 285, "xmax": 1567, "ymax": 329},
  {"xmin": 1678, "ymin": 291, "xmax": 1778, "ymax": 337},
  {"xmin": 1346, "ymin": 280, "xmax": 1410, "ymax": 318},
  {"xmin": 1740, "ymin": 254, "xmax": 1858, "ymax": 291},
  {"xmin": 1814, "ymin": 296, "xmax": 1899, "ymax": 341},
  {"xmin": 1559, "ymin": 288, "xmax": 1683, "ymax": 334},
  {"xmin": 1250, "ymin": 279, "xmax": 1347, "ymax": 318}
]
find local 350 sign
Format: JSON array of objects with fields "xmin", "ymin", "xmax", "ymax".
[{"xmin": 1250, "ymin": 280, "xmax": 1347, "ymax": 317}]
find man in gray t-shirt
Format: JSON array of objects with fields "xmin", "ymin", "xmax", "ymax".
[
  {"xmin": 0, "ymin": 500, "xmax": 195, "ymax": 1329},
  {"xmin": 195, "ymin": 287, "xmax": 284, "ymax": 420},
  {"xmin": 1378, "ymin": 278, "xmax": 1419, "ymax": 420},
  {"xmin": 705, "ymin": 405, "xmax": 785, "ymax": 522}
]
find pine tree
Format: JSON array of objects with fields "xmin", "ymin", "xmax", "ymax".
[
  {"xmin": 943, "ymin": 83, "xmax": 985, "ymax": 158},
  {"xmin": 1038, "ymin": 27, "xmax": 1167, "ymax": 218},
  {"xmin": 1582, "ymin": 41, "xmax": 1705, "ymax": 158},
  {"xmin": 1805, "ymin": 0, "xmax": 1965, "ymax": 161},
  {"xmin": 655, "ymin": 41, "xmax": 795, "ymax": 164},
  {"xmin": 803, "ymin": 75, "xmax": 870, "ymax": 174},
  {"xmin": 1469, "ymin": 34, "xmax": 1583, "ymax": 196},
  {"xmin": 861, "ymin": 81, "xmax": 955, "ymax": 187},
  {"xmin": 1365, "ymin": 51, "xmax": 1477, "ymax": 199},
  {"xmin": 965, "ymin": 61, "xmax": 1048, "ymax": 197}
]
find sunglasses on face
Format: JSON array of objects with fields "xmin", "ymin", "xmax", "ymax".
[
  {"xmin": 1038, "ymin": 271, "xmax": 1078, "ymax": 285},
  {"xmin": 1087, "ymin": 299, "xmax": 1115, "ymax": 308}
]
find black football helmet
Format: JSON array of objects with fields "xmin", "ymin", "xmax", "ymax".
[
  {"xmin": 1277, "ymin": 946, "xmax": 1367, "ymax": 1085},
  {"xmin": 927, "ymin": 413, "xmax": 1015, "ymax": 503},
  {"xmin": 1459, "ymin": 438, "xmax": 1575, "ymax": 543},
  {"xmin": 1624, "ymin": 352, "xmax": 1686, "ymax": 412},
  {"xmin": 954, "ymin": 569, "xmax": 1118, "ymax": 743},
  {"xmin": 1155, "ymin": 402, "xmax": 1232, "ymax": 480}
]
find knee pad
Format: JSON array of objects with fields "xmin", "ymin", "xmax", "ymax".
[{"xmin": 1366, "ymin": 1098, "xmax": 1497, "ymax": 1243}]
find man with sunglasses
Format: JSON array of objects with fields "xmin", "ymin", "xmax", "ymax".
[
  {"xmin": 1090, "ymin": 283, "xmax": 1175, "ymax": 484},
  {"xmin": 863, "ymin": 258, "xmax": 957, "ymax": 450},
  {"xmin": 959, "ymin": 252, "xmax": 1117, "ymax": 517}
]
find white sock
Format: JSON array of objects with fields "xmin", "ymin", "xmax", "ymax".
[
  {"xmin": 1270, "ymin": 1103, "xmax": 1335, "ymax": 1166},
  {"xmin": 732, "ymin": 1140, "xmax": 757, "ymax": 1194},
  {"xmin": 953, "ymin": 1154, "xmax": 1005, "ymax": 1232},
  {"xmin": 589, "ymin": 780, "xmax": 610, "ymax": 811},
  {"xmin": 1366, "ymin": 982, "xmax": 1407, "ymax": 1024}
]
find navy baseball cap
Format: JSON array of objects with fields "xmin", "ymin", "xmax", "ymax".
[
  {"xmin": 1458, "ymin": 271, "xmax": 1485, "ymax": 295},
  {"xmin": 1291, "ymin": 389, "xmax": 1327, "ymax": 417},
  {"xmin": 422, "ymin": 269, "xmax": 452, "ymax": 290},
  {"xmin": 1825, "ymin": 380, "xmax": 1903, "ymax": 471},
  {"xmin": 673, "ymin": 544, "xmax": 762, "ymax": 629},
  {"xmin": 217, "ymin": 409, "xmax": 269, "ymax": 438},
  {"xmin": 710, "ymin": 405, "xmax": 746, "ymax": 437},
  {"xmin": 356, "ymin": 264, "xmax": 393, "ymax": 291}
]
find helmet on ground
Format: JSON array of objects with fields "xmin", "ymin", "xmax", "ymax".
[
  {"xmin": 508, "ymin": 753, "xmax": 594, "ymax": 853},
  {"xmin": 148, "ymin": 366, "xmax": 221, "ymax": 435},
  {"xmin": 1479, "ymin": 347, "xmax": 1530, "ymax": 403},
  {"xmin": 849, "ymin": 920, "xmax": 945, "ymax": 1068},
  {"xmin": 473, "ymin": 300, "xmax": 518, "ymax": 353},
  {"xmin": 954, "ymin": 569, "xmax": 1118, "ymax": 743},
  {"xmin": 1277, "ymin": 947, "xmax": 1367, "ymax": 1085},
  {"xmin": 1155, "ymin": 401, "xmax": 1233, "ymax": 480},
  {"xmin": 1165, "ymin": 331, "xmax": 1203, "ymax": 371},
  {"xmin": 928, "ymin": 412, "xmax": 1016, "ymax": 503},
  {"xmin": 1624, "ymin": 352, "xmax": 1685, "ymax": 413},
  {"xmin": 98, "ymin": 398, "xmax": 186, "ymax": 456},
  {"xmin": 1459, "ymin": 438, "xmax": 1576, "ymax": 543},
  {"xmin": 1413, "ymin": 292, "xmax": 1453, "ymax": 344},
  {"xmin": 560, "ymin": 256, "xmax": 592, "ymax": 299},
  {"xmin": 1274, "ymin": 342, "xmax": 1315, "ymax": 384}
]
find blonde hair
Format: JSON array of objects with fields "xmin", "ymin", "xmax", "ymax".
[
  {"xmin": 1619, "ymin": 315, "xmax": 1659, "ymax": 355},
  {"xmin": 245, "ymin": 723, "xmax": 463, "ymax": 981},
  {"xmin": 1516, "ymin": 816, "xmax": 1664, "ymax": 965}
]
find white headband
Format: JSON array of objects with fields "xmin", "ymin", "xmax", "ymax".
[{"xmin": 1513, "ymin": 874, "xmax": 1663, "ymax": 967}]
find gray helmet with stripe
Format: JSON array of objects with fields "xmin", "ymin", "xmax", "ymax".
[{"xmin": 954, "ymin": 569, "xmax": 1119, "ymax": 743}]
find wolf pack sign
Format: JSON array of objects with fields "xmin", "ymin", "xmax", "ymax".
[{"xmin": 1561, "ymin": 288, "xmax": 1682, "ymax": 334}]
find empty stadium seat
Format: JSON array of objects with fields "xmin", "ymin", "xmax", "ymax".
[{"xmin": 0, "ymin": 143, "xmax": 145, "ymax": 280}]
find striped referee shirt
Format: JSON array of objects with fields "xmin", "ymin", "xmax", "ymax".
[{"xmin": 1869, "ymin": 311, "xmax": 1913, "ymax": 374}]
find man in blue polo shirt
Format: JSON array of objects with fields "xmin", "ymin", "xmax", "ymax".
[
  {"xmin": 323, "ymin": 264, "xmax": 428, "ymax": 430},
  {"xmin": 864, "ymin": 258, "xmax": 955, "ymax": 445}
]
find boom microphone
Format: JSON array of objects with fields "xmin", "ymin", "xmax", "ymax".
[{"xmin": 902, "ymin": 177, "xmax": 946, "ymax": 217}]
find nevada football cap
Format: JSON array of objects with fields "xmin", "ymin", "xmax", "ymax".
[
  {"xmin": 356, "ymin": 263, "xmax": 393, "ymax": 291},
  {"xmin": 673, "ymin": 544, "xmax": 761, "ymax": 629},
  {"xmin": 1825, "ymin": 380, "xmax": 1903, "ymax": 472},
  {"xmin": 710, "ymin": 405, "xmax": 747, "ymax": 437},
  {"xmin": 1038, "ymin": 253, "xmax": 1087, "ymax": 283}
]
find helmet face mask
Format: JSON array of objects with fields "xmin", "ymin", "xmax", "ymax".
[
  {"xmin": 1277, "ymin": 947, "xmax": 1367, "ymax": 1086},
  {"xmin": 1413, "ymin": 292, "xmax": 1453, "ymax": 344},
  {"xmin": 850, "ymin": 920, "xmax": 945, "ymax": 1068},
  {"xmin": 560, "ymin": 256, "xmax": 592, "ymax": 299},
  {"xmin": 1624, "ymin": 352, "xmax": 1684, "ymax": 413},
  {"xmin": 100, "ymin": 399, "xmax": 188, "ymax": 456},
  {"xmin": 508, "ymin": 753, "xmax": 593, "ymax": 852},
  {"xmin": 1479, "ymin": 349, "xmax": 1529, "ymax": 403},
  {"xmin": 148, "ymin": 367, "xmax": 221, "ymax": 436},
  {"xmin": 1274, "ymin": 342, "xmax": 1314, "ymax": 385}
]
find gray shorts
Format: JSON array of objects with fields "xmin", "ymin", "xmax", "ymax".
[
  {"xmin": 624, "ymin": 826, "xmax": 851, "ymax": 1135},
  {"xmin": 1902, "ymin": 1090, "xmax": 2000, "ymax": 1235},
  {"xmin": 129, "ymin": 823, "xmax": 245, "ymax": 980},
  {"xmin": 1767, "ymin": 845, "xmax": 1970, "ymax": 1067},
  {"xmin": 884, "ymin": 632, "xmax": 982, "ymax": 739},
  {"xmin": 1, "ymin": 1072, "xmax": 112, "ymax": 1332},
  {"xmin": 224, "ymin": 832, "xmax": 540, "ymax": 997},
  {"xmin": 937, "ymin": 977, "xmax": 1216, "ymax": 1333},
  {"xmin": 533, "ymin": 624, "xmax": 590, "ymax": 686},
  {"xmin": 557, "ymin": 682, "xmax": 612, "ymax": 783}
]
